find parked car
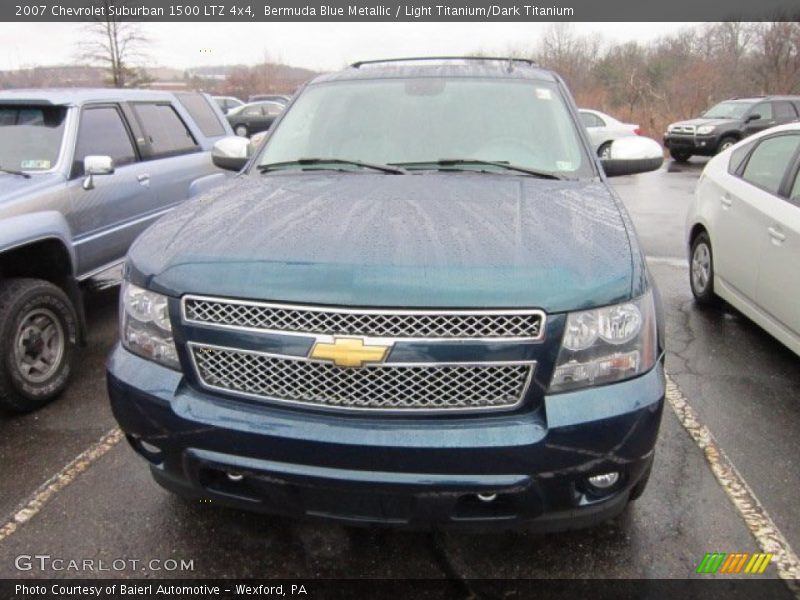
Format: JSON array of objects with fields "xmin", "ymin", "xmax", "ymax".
[
  {"xmin": 108, "ymin": 57, "xmax": 666, "ymax": 530},
  {"xmin": 248, "ymin": 94, "xmax": 290, "ymax": 105},
  {"xmin": 686, "ymin": 123, "xmax": 800, "ymax": 355},
  {"xmin": 579, "ymin": 109, "xmax": 641, "ymax": 158},
  {"xmin": 227, "ymin": 101, "xmax": 284, "ymax": 137},
  {"xmin": 0, "ymin": 88, "xmax": 237, "ymax": 412},
  {"xmin": 212, "ymin": 96, "xmax": 244, "ymax": 115},
  {"xmin": 664, "ymin": 96, "xmax": 800, "ymax": 163}
]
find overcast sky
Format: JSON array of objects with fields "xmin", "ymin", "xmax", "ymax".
[{"xmin": 0, "ymin": 22, "xmax": 698, "ymax": 72}]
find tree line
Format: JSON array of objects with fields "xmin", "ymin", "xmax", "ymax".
[{"xmin": 526, "ymin": 22, "xmax": 800, "ymax": 135}]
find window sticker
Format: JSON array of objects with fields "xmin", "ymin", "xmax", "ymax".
[
  {"xmin": 20, "ymin": 159, "xmax": 51, "ymax": 170},
  {"xmin": 535, "ymin": 88, "xmax": 553, "ymax": 100},
  {"xmin": 556, "ymin": 160, "xmax": 575, "ymax": 171}
]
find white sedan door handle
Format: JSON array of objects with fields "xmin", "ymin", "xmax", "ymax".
[
  {"xmin": 768, "ymin": 226, "xmax": 786, "ymax": 243},
  {"xmin": 137, "ymin": 174, "xmax": 151, "ymax": 186},
  {"xmin": 720, "ymin": 195, "xmax": 733, "ymax": 208}
]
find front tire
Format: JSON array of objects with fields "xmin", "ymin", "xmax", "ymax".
[
  {"xmin": 670, "ymin": 149, "xmax": 691, "ymax": 163},
  {"xmin": 690, "ymin": 232, "xmax": 717, "ymax": 305},
  {"xmin": 0, "ymin": 278, "xmax": 78, "ymax": 412},
  {"xmin": 716, "ymin": 136, "xmax": 737, "ymax": 154},
  {"xmin": 598, "ymin": 142, "xmax": 612, "ymax": 160},
  {"xmin": 235, "ymin": 125, "xmax": 248, "ymax": 137}
]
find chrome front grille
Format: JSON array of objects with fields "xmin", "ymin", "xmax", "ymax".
[
  {"xmin": 190, "ymin": 344, "xmax": 533, "ymax": 412},
  {"xmin": 183, "ymin": 296, "xmax": 544, "ymax": 340},
  {"xmin": 671, "ymin": 125, "xmax": 696, "ymax": 135}
]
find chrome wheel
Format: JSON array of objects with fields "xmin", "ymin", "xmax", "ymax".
[
  {"xmin": 691, "ymin": 242, "xmax": 711, "ymax": 294},
  {"xmin": 599, "ymin": 143, "xmax": 612, "ymax": 160},
  {"xmin": 14, "ymin": 308, "xmax": 65, "ymax": 384},
  {"xmin": 235, "ymin": 125, "xmax": 248, "ymax": 137}
]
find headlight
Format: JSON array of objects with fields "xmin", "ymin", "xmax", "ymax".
[
  {"xmin": 667, "ymin": 124, "xmax": 676, "ymax": 133},
  {"xmin": 697, "ymin": 125, "xmax": 715, "ymax": 135},
  {"xmin": 120, "ymin": 281, "xmax": 180, "ymax": 369},
  {"xmin": 549, "ymin": 290, "xmax": 657, "ymax": 393}
]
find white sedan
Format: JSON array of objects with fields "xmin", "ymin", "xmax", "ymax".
[
  {"xmin": 686, "ymin": 123, "xmax": 800, "ymax": 355},
  {"xmin": 579, "ymin": 109, "xmax": 641, "ymax": 159}
]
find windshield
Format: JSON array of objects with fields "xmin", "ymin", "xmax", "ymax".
[
  {"xmin": 0, "ymin": 105, "xmax": 68, "ymax": 172},
  {"xmin": 256, "ymin": 78, "xmax": 592, "ymax": 178},
  {"xmin": 702, "ymin": 101, "xmax": 752, "ymax": 119}
]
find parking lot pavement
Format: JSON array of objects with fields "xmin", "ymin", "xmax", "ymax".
[{"xmin": 0, "ymin": 161, "xmax": 797, "ymax": 587}]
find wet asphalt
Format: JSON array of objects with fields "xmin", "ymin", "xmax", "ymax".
[{"xmin": 0, "ymin": 159, "xmax": 798, "ymax": 585}]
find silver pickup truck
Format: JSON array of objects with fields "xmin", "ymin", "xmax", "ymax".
[{"xmin": 0, "ymin": 88, "xmax": 235, "ymax": 412}]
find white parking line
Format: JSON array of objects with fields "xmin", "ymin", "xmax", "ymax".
[
  {"xmin": 666, "ymin": 375, "xmax": 800, "ymax": 594},
  {"xmin": 646, "ymin": 256, "xmax": 688, "ymax": 268},
  {"xmin": 0, "ymin": 427, "xmax": 123, "ymax": 544}
]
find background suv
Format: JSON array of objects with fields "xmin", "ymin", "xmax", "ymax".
[
  {"xmin": 664, "ymin": 96, "xmax": 800, "ymax": 162},
  {"xmin": 0, "ymin": 88, "xmax": 235, "ymax": 411}
]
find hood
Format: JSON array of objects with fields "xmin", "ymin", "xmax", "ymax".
[
  {"xmin": 671, "ymin": 117, "xmax": 738, "ymax": 129},
  {"xmin": 0, "ymin": 172, "xmax": 64, "ymax": 205},
  {"xmin": 129, "ymin": 173, "xmax": 636, "ymax": 313}
]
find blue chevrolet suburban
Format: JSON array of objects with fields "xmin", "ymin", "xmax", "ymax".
[{"xmin": 107, "ymin": 58, "xmax": 667, "ymax": 529}]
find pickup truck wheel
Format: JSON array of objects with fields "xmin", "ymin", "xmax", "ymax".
[
  {"xmin": 690, "ymin": 232, "xmax": 718, "ymax": 305},
  {"xmin": 235, "ymin": 125, "xmax": 248, "ymax": 137},
  {"xmin": 0, "ymin": 278, "xmax": 77, "ymax": 412},
  {"xmin": 669, "ymin": 149, "xmax": 691, "ymax": 163},
  {"xmin": 716, "ymin": 136, "xmax": 737, "ymax": 154}
]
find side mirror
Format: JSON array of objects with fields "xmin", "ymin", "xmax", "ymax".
[
  {"xmin": 745, "ymin": 114, "xmax": 761, "ymax": 123},
  {"xmin": 82, "ymin": 155, "xmax": 114, "ymax": 190},
  {"xmin": 212, "ymin": 136, "xmax": 250, "ymax": 172},
  {"xmin": 601, "ymin": 137, "xmax": 664, "ymax": 177}
]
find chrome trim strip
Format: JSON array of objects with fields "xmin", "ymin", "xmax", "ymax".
[
  {"xmin": 76, "ymin": 258, "xmax": 126, "ymax": 281},
  {"xmin": 73, "ymin": 205, "xmax": 177, "ymax": 246},
  {"xmin": 181, "ymin": 294, "xmax": 547, "ymax": 343},
  {"xmin": 187, "ymin": 341, "xmax": 536, "ymax": 415}
]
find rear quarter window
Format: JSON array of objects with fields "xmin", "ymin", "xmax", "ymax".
[
  {"xmin": 132, "ymin": 103, "xmax": 199, "ymax": 159},
  {"xmin": 176, "ymin": 93, "xmax": 226, "ymax": 138}
]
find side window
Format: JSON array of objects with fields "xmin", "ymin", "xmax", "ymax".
[
  {"xmin": 243, "ymin": 106, "xmax": 261, "ymax": 116},
  {"xmin": 264, "ymin": 103, "xmax": 284, "ymax": 117},
  {"xmin": 791, "ymin": 170, "xmax": 800, "ymax": 202},
  {"xmin": 580, "ymin": 112, "xmax": 601, "ymax": 128},
  {"xmin": 740, "ymin": 134, "xmax": 800, "ymax": 195},
  {"xmin": 176, "ymin": 93, "xmax": 226, "ymax": 137},
  {"xmin": 132, "ymin": 103, "xmax": 199, "ymax": 159},
  {"xmin": 73, "ymin": 106, "xmax": 136, "ymax": 177},
  {"xmin": 750, "ymin": 102, "xmax": 773, "ymax": 121},
  {"xmin": 728, "ymin": 139, "xmax": 757, "ymax": 175},
  {"xmin": 773, "ymin": 101, "xmax": 798, "ymax": 121}
]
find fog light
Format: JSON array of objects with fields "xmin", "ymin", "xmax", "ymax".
[
  {"xmin": 587, "ymin": 472, "xmax": 620, "ymax": 490},
  {"xmin": 139, "ymin": 440, "xmax": 160, "ymax": 454}
]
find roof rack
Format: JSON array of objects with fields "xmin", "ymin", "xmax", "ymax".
[{"xmin": 350, "ymin": 56, "xmax": 539, "ymax": 69}]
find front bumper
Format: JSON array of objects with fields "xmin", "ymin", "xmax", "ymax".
[
  {"xmin": 107, "ymin": 345, "xmax": 665, "ymax": 530},
  {"xmin": 663, "ymin": 133, "xmax": 720, "ymax": 155}
]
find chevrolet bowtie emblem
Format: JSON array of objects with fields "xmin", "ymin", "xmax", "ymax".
[{"xmin": 309, "ymin": 337, "xmax": 391, "ymax": 368}]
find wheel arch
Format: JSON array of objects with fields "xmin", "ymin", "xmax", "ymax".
[{"xmin": 0, "ymin": 236, "xmax": 86, "ymax": 345}]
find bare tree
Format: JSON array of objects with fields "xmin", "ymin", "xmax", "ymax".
[
  {"xmin": 753, "ymin": 21, "xmax": 800, "ymax": 94},
  {"xmin": 78, "ymin": 0, "xmax": 150, "ymax": 88}
]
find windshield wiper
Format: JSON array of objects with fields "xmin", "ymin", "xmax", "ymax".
[
  {"xmin": 0, "ymin": 165, "xmax": 31, "ymax": 179},
  {"xmin": 391, "ymin": 159, "xmax": 563, "ymax": 180},
  {"xmin": 258, "ymin": 158, "xmax": 406, "ymax": 175}
]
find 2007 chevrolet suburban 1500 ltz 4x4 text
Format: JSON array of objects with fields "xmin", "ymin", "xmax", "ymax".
[{"xmin": 107, "ymin": 58, "xmax": 667, "ymax": 530}]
